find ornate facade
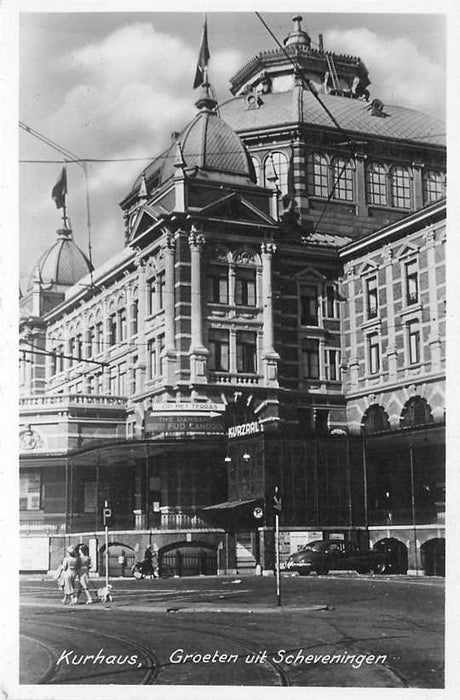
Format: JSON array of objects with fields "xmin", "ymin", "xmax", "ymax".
[{"xmin": 19, "ymin": 16, "xmax": 446, "ymax": 576}]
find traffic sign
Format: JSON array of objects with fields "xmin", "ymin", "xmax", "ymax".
[{"xmin": 253, "ymin": 506, "xmax": 264, "ymax": 519}]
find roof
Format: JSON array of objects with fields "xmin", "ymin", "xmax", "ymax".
[
  {"xmin": 220, "ymin": 90, "xmax": 445, "ymax": 147},
  {"xmin": 27, "ymin": 229, "xmax": 93, "ymax": 291},
  {"xmin": 125, "ymin": 87, "xmax": 257, "ymax": 203}
]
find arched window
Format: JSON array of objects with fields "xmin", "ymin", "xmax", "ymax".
[
  {"xmin": 307, "ymin": 153, "xmax": 329, "ymax": 197},
  {"xmin": 390, "ymin": 166, "xmax": 411, "ymax": 209},
  {"xmin": 400, "ymin": 396, "xmax": 434, "ymax": 428},
  {"xmin": 366, "ymin": 163, "xmax": 387, "ymax": 206},
  {"xmin": 264, "ymin": 151, "xmax": 288, "ymax": 195},
  {"xmin": 422, "ymin": 170, "xmax": 446, "ymax": 205},
  {"xmin": 361, "ymin": 405, "xmax": 391, "ymax": 434},
  {"xmin": 331, "ymin": 157, "xmax": 354, "ymax": 201}
]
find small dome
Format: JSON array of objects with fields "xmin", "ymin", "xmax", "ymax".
[
  {"xmin": 127, "ymin": 84, "xmax": 257, "ymax": 200},
  {"xmin": 27, "ymin": 228, "xmax": 93, "ymax": 291}
]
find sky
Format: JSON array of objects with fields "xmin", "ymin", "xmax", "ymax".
[{"xmin": 17, "ymin": 5, "xmax": 448, "ymax": 290}]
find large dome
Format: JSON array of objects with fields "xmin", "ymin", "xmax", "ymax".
[
  {"xmin": 126, "ymin": 84, "xmax": 257, "ymax": 202},
  {"xmin": 27, "ymin": 228, "xmax": 93, "ymax": 291}
]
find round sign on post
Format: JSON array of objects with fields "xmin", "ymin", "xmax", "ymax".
[{"xmin": 253, "ymin": 506, "xmax": 264, "ymax": 519}]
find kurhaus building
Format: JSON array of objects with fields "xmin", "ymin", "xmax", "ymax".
[{"xmin": 19, "ymin": 16, "xmax": 446, "ymax": 576}]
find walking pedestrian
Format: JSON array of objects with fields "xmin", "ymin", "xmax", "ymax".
[
  {"xmin": 61, "ymin": 545, "xmax": 79, "ymax": 605},
  {"xmin": 75, "ymin": 543, "xmax": 93, "ymax": 604}
]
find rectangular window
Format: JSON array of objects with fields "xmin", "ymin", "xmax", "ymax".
[
  {"xmin": 95, "ymin": 322, "xmax": 103, "ymax": 353},
  {"xmin": 148, "ymin": 336, "xmax": 164, "ymax": 378},
  {"xmin": 109, "ymin": 367, "xmax": 117, "ymax": 394},
  {"xmin": 207, "ymin": 270, "xmax": 228, "ymax": 304},
  {"xmin": 88, "ymin": 376, "xmax": 95, "ymax": 394},
  {"xmin": 157, "ymin": 272, "xmax": 165, "ymax": 310},
  {"xmin": 87, "ymin": 327, "xmax": 95, "ymax": 358},
  {"xmin": 368, "ymin": 333, "xmax": 380, "ymax": 374},
  {"xmin": 76, "ymin": 334, "xmax": 83, "ymax": 360},
  {"xmin": 408, "ymin": 322, "xmax": 420, "ymax": 365},
  {"xmin": 157, "ymin": 335, "xmax": 164, "ymax": 375},
  {"xmin": 366, "ymin": 165, "xmax": 387, "ymax": 206},
  {"xmin": 302, "ymin": 338, "xmax": 320, "ymax": 379},
  {"xmin": 108, "ymin": 315, "xmax": 117, "ymax": 346},
  {"xmin": 57, "ymin": 345, "xmax": 65, "ymax": 372},
  {"xmin": 235, "ymin": 269, "xmax": 256, "ymax": 306},
  {"xmin": 20, "ymin": 471, "xmax": 41, "ymax": 511},
  {"xmin": 391, "ymin": 167, "xmax": 411, "ymax": 209},
  {"xmin": 68, "ymin": 337, "xmax": 75, "ymax": 366},
  {"xmin": 308, "ymin": 154, "xmax": 329, "ymax": 198},
  {"xmin": 131, "ymin": 300, "xmax": 139, "ymax": 336},
  {"xmin": 50, "ymin": 349, "xmax": 57, "ymax": 376},
  {"xmin": 325, "ymin": 349, "xmax": 339, "ymax": 381},
  {"xmin": 118, "ymin": 363, "xmax": 127, "ymax": 395},
  {"xmin": 332, "ymin": 158, "xmax": 354, "ymax": 201},
  {"xmin": 300, "ymin": 286, "xmax": 319, "ymax": 326},
  {"xmin": 97, "ymin": 372, "xmax": 103, "ymax": 394},
  {"xmin": 366, "ymin": 277, "xmax": 378, "ymax": 319},
  {"xmin": 118, "ymin": 309, "xmax": 127, "ymax": 342},
  {"xmin": 325, "ymin": 285, "xmax": 336, "ymax": 318},
  {"xmin": 405, "ymin": 261, "xmax": 418, "ymax": 305},
  {"xmin": 148, "ymin": 279, "xmax": 156, "ymax": 315},
  {"xmin": 208, "ymin": 329, "xmax": 230, "ymax": 372},
  {"xmin": 131, "ymin": 356, "xmax": 138, "ymax": 394},
  {"xmin": 236, "ymin": 331, "xmax": 257, "ymax": 373}
]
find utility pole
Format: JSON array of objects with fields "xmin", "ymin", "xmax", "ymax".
[
  {"xmin": 103, "ymin": 500, "xmax": 112, "ymax": 589},
  {"xmin": 273, "ymin": 486, "xmax": 282, "ymax": 606}
]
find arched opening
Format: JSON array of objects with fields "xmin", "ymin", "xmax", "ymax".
[
  {"xmin": 99, "ymin": 542, "xmax": 135, "ymax": 577},
  {"xmin": 361, "ymin": 404, "xmax": 391, "ymax": 434},
  {"xmin": 373, "ymin": 537, "xmax": 408, "ymax": 574},
  {"xmin": 158, "ymin": 540, "xmax": 217, "ymax": 577},
  {"xmin": 420, "ymin": 538, "xmax": 445, "ymax": 576},
  {"xmin": 400, "ymin": 396, "xmax": 434, "ymax": 429}
]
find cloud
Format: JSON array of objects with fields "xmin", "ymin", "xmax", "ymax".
[
  {"xmin": 325, "ymin": 28, "xmax": 445, "ymax": 116},
  {"xmin": 20, "ymin": 21, "xmax": 243, "ymax": 276}
]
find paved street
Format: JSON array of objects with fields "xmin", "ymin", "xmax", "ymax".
[{"xmin": 19, "ymin": 573, "xmax": 444, "ymax": 688}]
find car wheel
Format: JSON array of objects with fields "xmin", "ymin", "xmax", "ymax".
[
  {"xmin": 298, "ymin": 570, "xmax": 311, "ymax": 576},
  {"xmin": 373, "ymin": 561, "xmax": 387, "ymax": 575},
  {"xmin": 356, "ymin": 567, "xmax": 370, "ymax": 574},
  {"xmin": 316, "ymin": 567, "xmax": 329, "ymax": 576}
]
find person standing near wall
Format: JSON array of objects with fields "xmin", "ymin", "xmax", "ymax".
[
  {"xmin": 76, "ymin": 543, "xmax": 93, "ymax": 604},
  {"xmin": 61, "ymin": 546, "xmax": 79, "ymax": 605}
]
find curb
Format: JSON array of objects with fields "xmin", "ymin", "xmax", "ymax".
[{"xmin": 20, "ymin": 600, "xmax": 329, "ymax": 614}]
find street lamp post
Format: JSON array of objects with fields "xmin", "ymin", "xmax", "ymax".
[{"xmin": 409, "ymin": 443, "xmax": 419, "ymax": 575}]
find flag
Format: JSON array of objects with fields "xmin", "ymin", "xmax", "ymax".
[
  {"xmin": 52, "ymin": 167, "xmax": 67, "ymax": 209},
  {"xmin": 273, "ymin": 487, "xmax": 282, "ymax": 514},
  {"xmin": 193, "ymin": 17, "xmax": 210, "ymax": 89}
]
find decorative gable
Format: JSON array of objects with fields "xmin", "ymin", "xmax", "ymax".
[
  {"xmin": 358, "ymin": 260, "xmax": 379, "ymax": 277},
  {"xmin": 195, "ymin": 192, "xmax": 275, "ymax": 225}
]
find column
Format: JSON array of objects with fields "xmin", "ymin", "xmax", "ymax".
[
  {"xmin": 355, "ymin": 153, "xmax": 368, "ymax": 217},
  {"xmin": 162, "ymin": 232, "xmax": 177, "ymax": 385},
  {"xmin": 261, "ymin": 242, "xmax": 279, "ymax": 386},
  {"xmin": 412, "ymin": 162, "xmax": 424, "ymax": 210},
  {"xmin": 424, "ymin": 229, "xmax": 442, "ymax": 371},
  {"xmin": 383, "ymin": 247, "xmax": 397, "ymax": 380},
  {"xmin": 188, "ymin": 227, "xmax": 208, "ymax": 383},
  {"xmin": 135, "ymin": 255, "xmax": 147, "ymax": 393},
  {"xmin": 346, "ymin": 265, "xmax": 360, "ymax": 389}
]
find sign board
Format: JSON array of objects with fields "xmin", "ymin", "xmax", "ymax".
[
  {"xmin": 145, "ymin": 414, "xmax": 224, "ymax": 436},
  {"xmin": 330, "ymin": 532, "xmax": 345, "ymax": 540},
  {"xmin": 227, "ymin": 421, "xmax": 261, "ymax": 439},
  {"xmin": 89, "ymin": 537, "xmax": 97, "ymax": 572},
  {"xmin": 149, "ymin": 402, "xmax": 225, "ymax": 413},
  {"xmin": 289, "ymin": 531, "xmax": 322, "ymax": 554},
  {"xmin": 20, "ymin": 537, "xmax": 49, "ymax": 571}
]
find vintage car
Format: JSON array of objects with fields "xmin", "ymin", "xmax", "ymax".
[{"xmin": 284, "ymin": 539, "xmax": 390, "ymax": 576}]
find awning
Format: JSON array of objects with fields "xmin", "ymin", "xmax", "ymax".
[{"xmin": 203, "ymin": 498, "xmax": 258, "ymax": 512}]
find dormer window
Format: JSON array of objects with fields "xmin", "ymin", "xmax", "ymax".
[
  {"xmin": 390, "ymin": 166, "xmax": 412, "ymax": 209},
  {"xmin": 422, "ymin": 170, "xmax": 446, "ymax": 205}
]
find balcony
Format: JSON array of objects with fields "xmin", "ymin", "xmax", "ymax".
[
  {"xmin": 20, "ymin": 510, "xmax": 217, "ymax": 535},
  {"xmin": 20, "ymin": 394, "xmax": 127, "ymax": 411},
  {"xmin": 209, "ymin": 372, "xmax": 260, "ymax": 386}
]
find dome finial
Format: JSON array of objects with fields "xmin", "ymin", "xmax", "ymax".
[
  {"xmin": 284, "ymin": 15, "xmax": 311, "ymax": 48},
  {"xmin": 195, "ymin": 80, "xmax": 217, "ymax": 112}
]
